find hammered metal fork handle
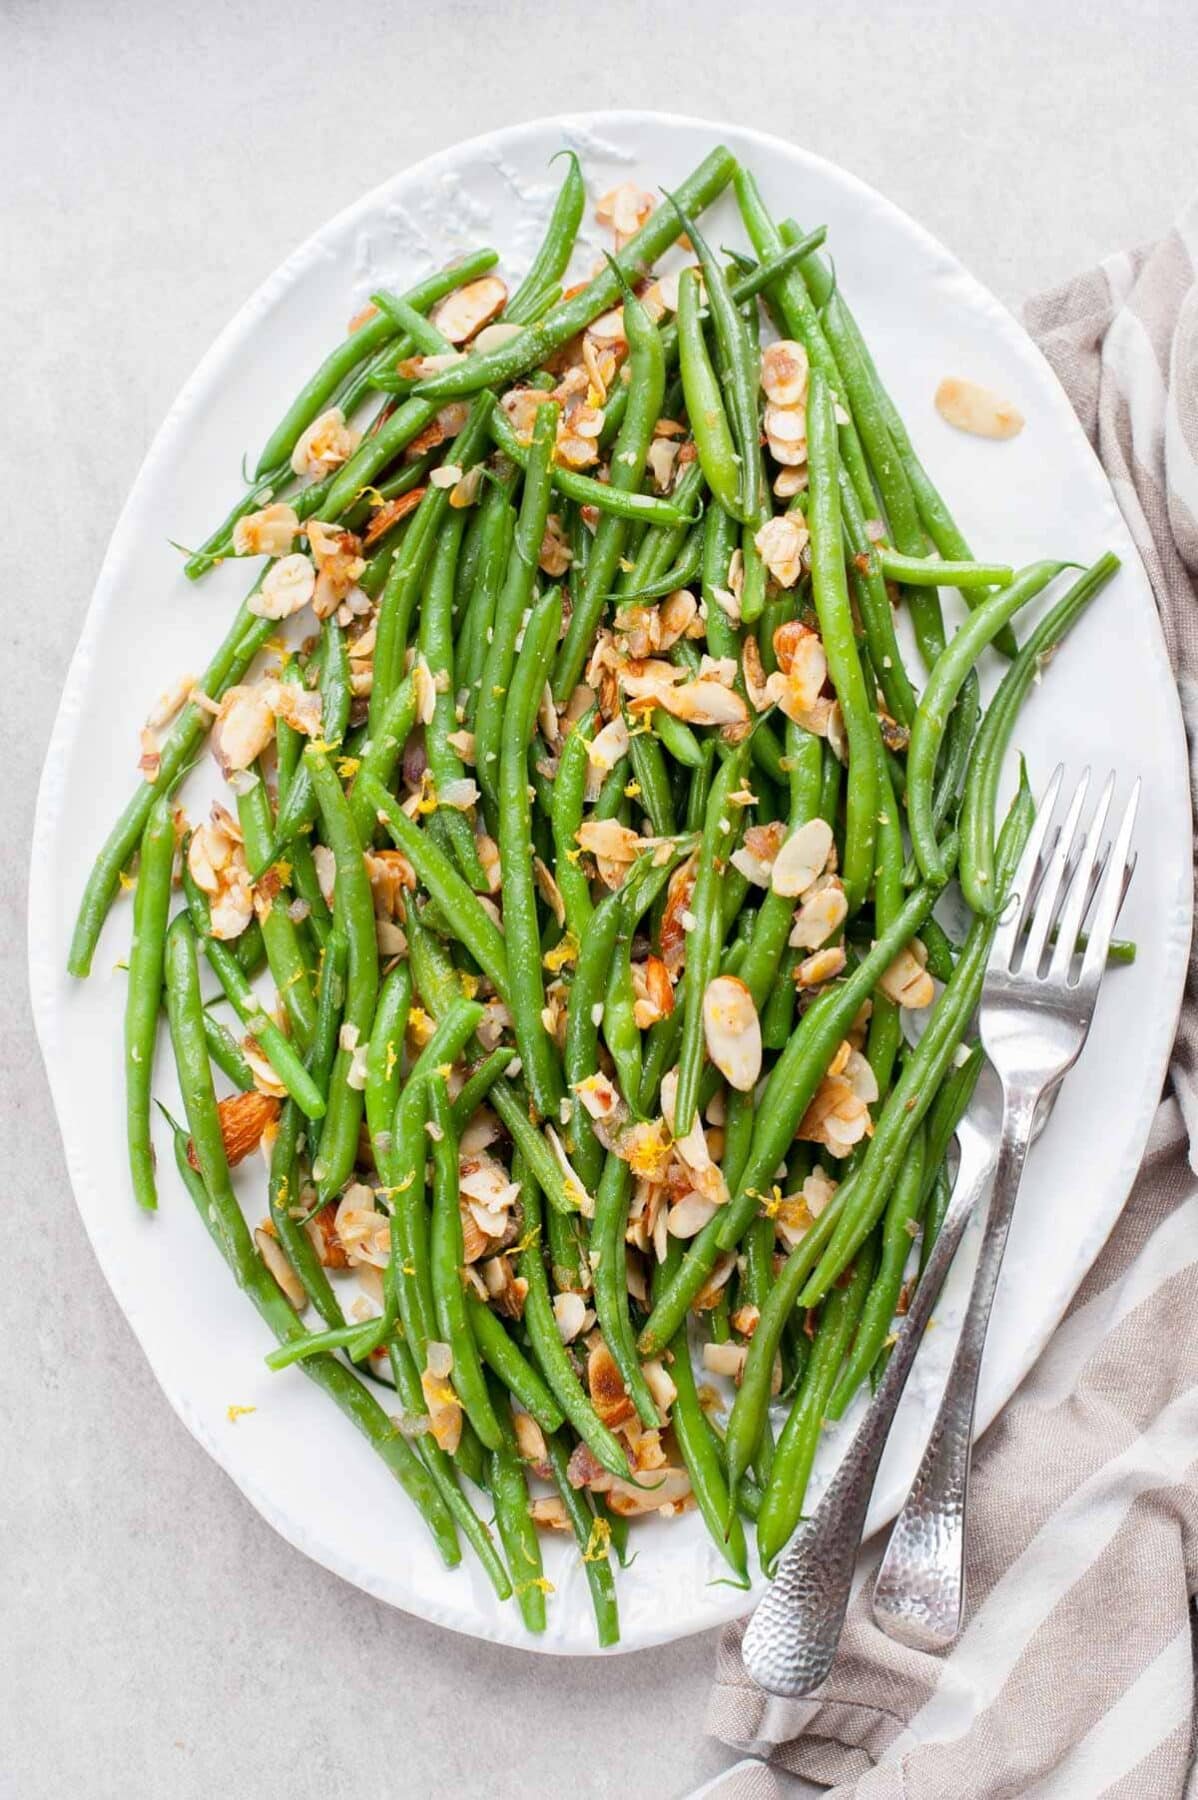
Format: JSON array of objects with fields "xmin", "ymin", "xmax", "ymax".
[
  {"xmin": 872, "ymin": 1083, "xmax": 1040, "ymax": 1651},
  {"xmin": 740, "ymin": 1129, "xmax": 997, "ymax": 1697}
]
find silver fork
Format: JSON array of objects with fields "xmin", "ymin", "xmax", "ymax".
[
  {"xmin": 871, "ymin": 766, "xmax": 1139, "ymax": 1651},
  {"xmin": 740, "ymin": 1070, "xmax": 1003, "ymax": 1697}
]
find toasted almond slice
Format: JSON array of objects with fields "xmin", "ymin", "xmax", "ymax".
[
  {"xmin": 210, "ymin": 685, "xmax": 275, "ymax": 777},
  {"xmin": 587, "ymin": 1337, "xmax": 636, "ymax": 1429},
  {"xmin": 667, "ymin": 1191, "xmax": 719, "ymax": 1238},
  {"xmin": 702, "ymin": 975, "xmax": 762, "ymax": 1092},
  {"xmin": 771, "ymin": 817, "xmax": 835, "ymax": 897},
  {"xmin": 754, "ymin": 514, "xmax": 809, "ymax": 589},
  {"xmin": 879, "ymin": 942, "xmax": 936, "ymax": 1009},
  {"xmin": 789, "ymin": 875, "xmax": 848, "ymax": 949},
  {"xmin": 761, "ymin": 340, "xmax": 810, "ymax": 407},
  {"xmin": 934, "ymin": 376, "xmax": 1024, "ymax": 440},
  {"xmin": 702, "ymin": 1341, "xmax": 748, "ymax": 1382},
  {"xmin": 796, "ymin": 945, "xmax": 846, "ymax": 988},
  {"xmin": 255, "ymin": 1227, "xmax": 306, "ymax": 1309},
  {"xmin": 553, "ymin": 1290, "xmax": 589, "ymax": 1345},
  {"xmin": 291, "ymin": 406, "xmax": 360, "ymax": 477},
  {"xmin": 233, "ymin": 502, "xmax": 299, "ymax": 559},
  {"xmin": 432, "ymin": 276, "xmax": 508, "ymax": 344},
  {"xmin": 248, "ymin": 552, "xmax": 316, "ymax": 621}
]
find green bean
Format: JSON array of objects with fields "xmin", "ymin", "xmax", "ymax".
[
  {"xmin": 506, "ymin": 150, "xmax": 586, "ymax": 324},
  {"xmin": 201, "ymin": 1007, "xmax": 255, "ymax": 1091},
  {"xmin": 165, "ymin": 1118, "xmax": 459, "ymax": 1566},
  {"xmin": 802, "ymin": 268, "xmax": 1020, "ymax": 654},
  {"xmin": 654, "ymin": 1241, "xmax": 748, "ymax": 1582},
  {"xmin": 800, "ymin": 775, "xmax": 1032, "ymax": 1305},
  {"xmin": 611, "ymin": 522, "xmax": 703, "ymax": 605},
  {"xmin": 368, "ymin": 396, "xmax": 494, "ymax": 732},
  {"xmin": 591, "ymin": 1153, "xmax": 658, "ymax": 1429},
  {"xmin": 467, "ymin": 1296, "xmax": 565, "ymax": 1435},
  {"xmin": 271, "ymin": 617, "xmax": 354, "ymax": 849},
  {"xmin": 163, "ymin": 915, "xmax": 246, "ymax": 1263},
  {"xmin": 363, "ymin": 960, "xmax": 412, "ymax": 1177},
  {"xmin": 475, "ymin": 401, "xmax": 560, "ymax": 805},
  {"xmin": 516, "ymin": 1164, "xmax": 631, "ymax": 1480},
  {"xmin": 757, "ymin": 1237, "xmax": 877, "ymax": 1571},
  {"xmin": 347, "ymin": 672, "xmax": 416, "ymax": 844},
  {"xmin": 919, "ymin": 916, "xmax": 958, "ymax": 983},
  {"xmin": 908, "ymin": 561, "xmax": 1065, "ymax": 883},
  {"xmin": 551, "ymin": 713, "xmax": 596, "ymax": 942},
  {"xmin": 958, "ymin": 553, "xmax": 1118, "ymax": 915},
  {"xmin": 254, "ymin": 249, "xmax": 499, "ymax": 477},
  {"xmin": 269, "ymin": 929, "xmax": 350, "ymax": 1330},
  {"xmin": 387, "ymin": 1002, "xmax": 485, "ymax": 1364},
  {"xmin": 458, "ymin": 478, "xmax": 518, "ymax": 721},
  {"xmin": 601, "ymin": 897, "xmax": 644, "ymax": 1108},
  {"xmin": 637, "ymin": 868, "xmax": 951, "ymax": 1359},
  {"xmin": 486, "ymin": 405, "xmax": 688, "ymax": 529},
  {"xmin": 807, "ymin": 368, "xmax": 880, "ymax": 911},
  {"xmin": 599, "ymin": 226, "xmax": 830, "ymax": 448},
  {"xmin": 920, "ymin": 1043, "xmax": 984, "ymax": 1213},
  {"xmin": 864, "ymin": 744, "xmax": 904, "ymax": 1099},
  {"xmin": 841, "ymin": 469, "xmax": 917, "ymax": 730},
  {"xmin": 69, "ymin": 594, "xmax": 277, "ymax": 977},
  {"xmin": 739, "ymin": 724, "xmax": 823, "ymax": 1009},
  {"xmin": 427, "ymin": 1079, "xmax": 502, "ymax": 1451},
  {"xmin": 723, "ymin": 1185, "xmax": 851, "ymax": 1501},
  {"xmin": 673, "ymin": 744, "xmax": 750, "ymax": 1138},
  {"xmin": 385, "ymin": 1333, "xmax": 512, "ymax": 1600},
  {"xmin": 412, "ymin": 147, "xmax": 737, "ymax": 403},
  {"xmin": 450, "ymin": 1046, "xmax": 517, "ymax": 1135},
  {"xmin": 544, "ymin": 1430, "xmax": 620, "ymax": 1649},
  {"xmin": 419, "ymin": 510, "xmax": 489, "ymax": 890},
  {"xmin": 236, "ymin": 771, "xmax": 317, "ymax": 1052},
  {"xmin": 674, "ymin": 198, "xmax": 759, "ymax": 525},
  {"xmin": 180, "ymin": 850, "xmax": 326, "ymax": 1118},
  {"xmin": 489, "ymin": 1391, "xmax": 549, "ymax": 1633},
  {"xmin": 676, "ymin": 267, "xmax": 740, "ymax": 516},
  {"xmin": 303, "ymin": 747, "xmax": 380, "ymax": 1203},
  {"xmin": 361, "ymin": 775, "xmax": 510, "ymax": 997},
  {"xmin": 732, "ymin": 173, "xmax": 876, "ymax": 525},
  {"xmin": 919, "ymin": 1165, "xmax": 953, "ymax": 1281},
  {"xmin": 879, "ymin": 549, "xmax": 1013, "ymax": 589},
  {"xmin": 828, "ymin": 1129, "xmax": 925, "ymax": 1418},
  {"xmin": 565, "ymin": 882, "xmax": 625, "ymax": 1193},
  {"xmin": 124, "ymin": 789, "xmax": 176, "ymax": 1209},
  {"xmin": 497, "ymin": 587, "xmax": 565, "ymax": 1118},
  {"xmin": 553, "ymin": 269, "xmax": 665, "ymax": 700}
]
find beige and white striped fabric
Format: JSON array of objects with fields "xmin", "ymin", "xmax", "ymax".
[{"xmin": 704, "ymin": 198, "xmax": 1198, "ymax": 1798}]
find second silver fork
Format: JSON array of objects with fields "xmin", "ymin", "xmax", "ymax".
[{"xmin": 872, "ymin": 766, "xmax": 1138, "ymax": 1651}]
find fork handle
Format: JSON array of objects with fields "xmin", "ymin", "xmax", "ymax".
[
  {"xmin": 872, "ymin": 1084, "xmax": 1039, "ymax": 1651},
  {"xmin": 740, "ymin": 1131, "xmax": 997, "ymax": 1697}
]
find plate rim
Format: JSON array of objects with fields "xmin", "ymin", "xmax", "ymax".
[{"xmin": 29, "ymin": 107, "xmax": 1193, "ymax": 1655}]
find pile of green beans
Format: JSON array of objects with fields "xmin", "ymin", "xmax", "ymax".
[{"xmin": 70, "ymin": 142, "xmax": 1124, "ymax": 1641}]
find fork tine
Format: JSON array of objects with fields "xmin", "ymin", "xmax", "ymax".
[
  {"xmin": 1023, "ymin": 770, "xmax": 1091, "ymax": 972},
  {"xmin": 1078, "ymin": 782, "xmax": 1140, "ymax": 988},
  {"xmin": 991, "ymin": 764, "xmax": 1064, "ymax": 967},
  {"xmin": 1047, "ymin": 771, "xmax": 1116, "ymax": 982}
]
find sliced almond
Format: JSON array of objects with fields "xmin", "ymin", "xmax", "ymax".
[
  {"xmin": 934, "ymin": 376, "xmax": 1024, "ymax": 440},
  {"xmin": 760, "ymin": 340, "xmax": 809, "ymax": 407},
  {"xmin": 432, "ymin": 276, "xmax": 508, "ymax": 344},
  {"xmin": 233, "ymin": 502, "xmax": 299, "ymax": 559},
  {"xmin": 771, "ymin": 818, "xmax": 835, "ymax": 897},
  {"xmin": 255, "ymin": 1227, "xmax": 306, "ymax": 1309},
  {"xmin": 702, "ymin": 974, "xmax": 762, "ymax": 1092},
  {"xmin": 248, "ymin": 552, "xmax": 316, "ymax": 621}
]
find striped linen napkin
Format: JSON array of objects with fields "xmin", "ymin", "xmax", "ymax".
[{"xmin": 703, "ymin": 198, "xmax": 1198, "ymax": 1799}]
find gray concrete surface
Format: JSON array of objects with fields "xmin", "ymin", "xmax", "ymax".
[{"xmin": 5, "ymin": 2, "xmax": 1195, "ymax": 1795}]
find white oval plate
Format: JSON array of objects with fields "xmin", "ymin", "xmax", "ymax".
[{"xmin": 30, "ymin": 112, "xmax": 1191, "ymax": 1654}]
